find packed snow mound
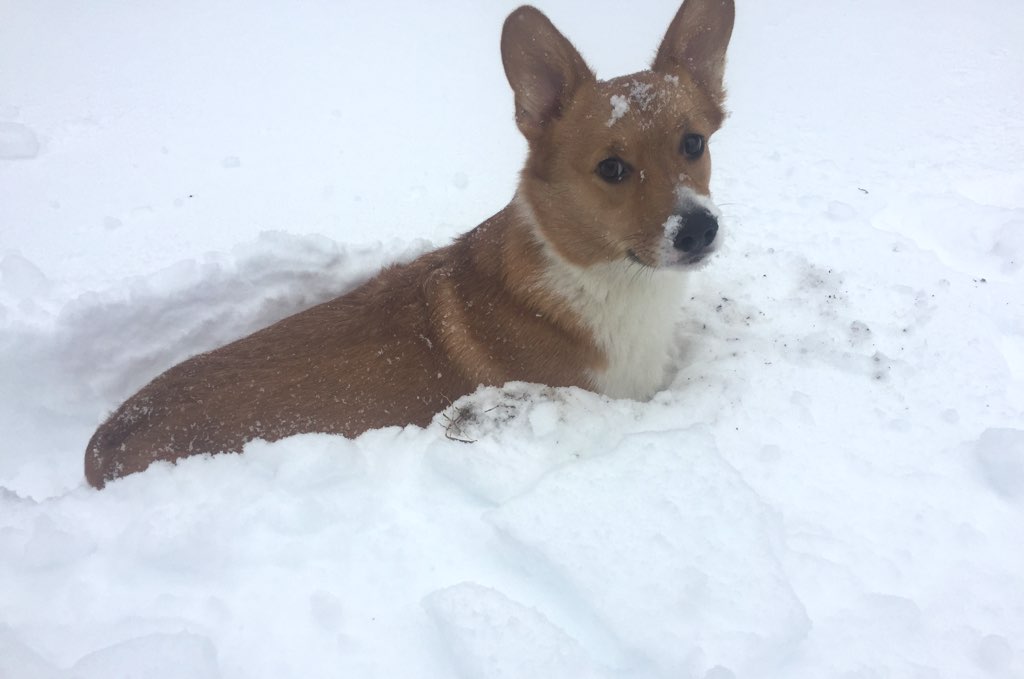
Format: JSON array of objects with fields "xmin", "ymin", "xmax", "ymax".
[
  {"xmin": 973, "ymin": 427, "xmax": 1024, "ymax": 500},
  {"xmin": 489, "ymin": 429, "xmax": 809, "ymax": 675},
  {"xmin": 0, "ymin": 121, "xmax": 40, "ymax": 160},
  {"xmin": 424, "ymin": 582, "xmax": 615, "ymax": 679},
  {"xmin": 0, "ymin": 630, "xmax": 219, "ymax": 679}
]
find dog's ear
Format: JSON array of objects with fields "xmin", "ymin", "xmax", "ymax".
[
  {"xmin": 501, "ymin": 6, "xmax": 594, "ymax": 140},
  {"xmin": 652, "ymin": 0, "xmax": 735, "ymax": 98}
]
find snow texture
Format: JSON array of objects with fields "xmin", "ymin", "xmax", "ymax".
[
  {"xmin": 424, "ymin": 582, "xmax": 615, "ymax": 679},
  {"xmin": 2, "ymin": 1, "xmax": 1024, "ymax": 678},
  {"xmin": 0, "ymin": 122, "xmax": 40, "ymax": 160}
]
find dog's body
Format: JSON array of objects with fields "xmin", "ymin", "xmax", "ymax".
[{"xmin": 85, "ymin": 0, "xmax": 734, "ymax": 488}]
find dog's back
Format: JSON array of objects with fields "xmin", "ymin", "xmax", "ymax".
[{"xmin": 85, "ymin": 214, "xmax": 602, "ymax": 486}]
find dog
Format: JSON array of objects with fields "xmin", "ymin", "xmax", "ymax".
[{"xmin": 84, "ymin": 0, "xmax": 735, "ymax": 487}]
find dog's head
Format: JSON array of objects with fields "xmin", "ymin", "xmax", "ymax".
[{"xmin": 502, "ymin": 0, "xmax": 734, "ymax": 271}]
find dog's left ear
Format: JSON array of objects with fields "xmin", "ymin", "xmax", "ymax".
[{"xmin": 652, "ymin": 0, "xmax": 735, "ymax": 98}]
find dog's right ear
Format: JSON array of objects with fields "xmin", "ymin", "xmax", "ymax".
[{"xmin": 501, "ymin": 6, "xmax": 594, "ymax": 141}]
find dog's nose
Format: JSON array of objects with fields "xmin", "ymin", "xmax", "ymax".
[{"xmin": 672, "ymin": 210, "xmax": 718, "ymax": 253}]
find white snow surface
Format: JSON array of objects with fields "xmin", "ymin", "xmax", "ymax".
[{"xmin": 2, "ymin": 1, "xmax": 1024, "ymax": 678}]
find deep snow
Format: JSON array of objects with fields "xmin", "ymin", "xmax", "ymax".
[{"xmin": 2, "ymin": 1, "xmax": 1023, "ymax": 678}]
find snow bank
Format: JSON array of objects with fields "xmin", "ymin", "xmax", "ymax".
[
  {"xmin": 973, "ymin": 428, "xmax": 1024, "ymax": 501},
  {"xmin": 425, "ymin": 583, "xmax": 614, "ymax": 679},
  {"xmin": 489, "ymin": 429, "xmax": 809, "ymax": 675},
  {"xmin": 0, "ymin": 121, "xmax": 40, "ymax": 160},
  {"xmin": 0, "ymin": 630, "xmax": 219, "ymax": 679}
]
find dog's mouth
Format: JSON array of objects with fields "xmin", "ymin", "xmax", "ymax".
[
  {"xmin": 626, "ymin": 249, "xmax": 648, "ymax": 267},
  {"xmin": 670, "ymin": 249, "xmax": 715, "ymax": 270},
  {"xmin": 626, "ymin": 248, "xmax": 714, "ymax": 270}
]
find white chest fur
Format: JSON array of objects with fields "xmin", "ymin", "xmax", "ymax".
[{"xmin": 540, "ymin": 254, "xmax": 687, "ymax": 400}]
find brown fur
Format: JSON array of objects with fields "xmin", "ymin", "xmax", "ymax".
[{"xmin": 85, "ymin": 0, "xmax": 735, "ymax": 488}]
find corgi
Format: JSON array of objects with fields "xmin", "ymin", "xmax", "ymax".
[{"xmin": 85, "ymin": 0, "xmax": 735, "ymax": 488}]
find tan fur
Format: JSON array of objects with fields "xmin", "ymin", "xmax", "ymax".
[{"xmin": 85, "ymin": 0, "xmax": 735, "ymax": 488}]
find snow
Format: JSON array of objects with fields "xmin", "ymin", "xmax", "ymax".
[
  {"xmin": 628, "ymin": 80, "xmax": 657, "ymax": 111},
  {"xmin": 2, "ymin": 1, "xmax": 1024, "ymax": 678},
  {"xmin": 0, "ymin": 122, "xmax": 40, "ymax": 160},
  {"xmin": 607, "ymin": 94, "xmax": 631, "ymax": 127},
  {"xmin": 424, "ymin": 583, "xmax": 614, "ymax": 679},
  {"xmin": 488, "ymin": 428, "xmax": 809, "ymax": 674},
  {"xmin": 974, "ymin": 428, "xmax": 1024, "ymax": 501},
  {"xmin": 607, "ymin": 82, "xmax": 662, "ymax": 127}
]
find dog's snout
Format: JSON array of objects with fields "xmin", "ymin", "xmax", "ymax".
[{"xmin": 672, "ymin": 210, "xmax": 718, "ymax": 253}]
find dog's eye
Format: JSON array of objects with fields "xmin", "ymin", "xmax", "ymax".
[
  {"xmin": 596, "ymin": 157, "xmax": 630, "ymax": 183},
  {"xmin": 681, "ymin": 134, "xmax": 705, "ymax": 158}
]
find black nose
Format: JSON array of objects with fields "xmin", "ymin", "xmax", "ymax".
[{"xmin": 672, "ymin": 210, "xmax": 719, "ymax": 253}]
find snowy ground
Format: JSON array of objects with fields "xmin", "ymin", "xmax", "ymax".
[{"xmin": 2, "ymin": 1, "xmax": 1023, "ymax": 677}]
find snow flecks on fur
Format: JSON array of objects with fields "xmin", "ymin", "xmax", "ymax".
[
  {"xmin": 606, "ymin": 94, "xmax": 630, "ymax": 127},
  {"xmin": 606, "ymin": 81, "xmax": 669, "ymax": 127},
  {"xmin": 628, "ymin": 81, "xmax": 657, "ymax": 111},
  {"xmin": 676, "ymin": 184, "xmax": 721, "ymax": 217},
  {"xmin": 662, "ymin": 214, "xmax": 684, "ymax": 245}
]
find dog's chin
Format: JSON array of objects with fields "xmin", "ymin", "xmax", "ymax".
[
  {"xmin": 627, "ymin": 247, "xmax": 717, "ymax": 272},
  {"xmin": 672, "ymin": 249, "xmax": 717, "ymax": 271}
]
